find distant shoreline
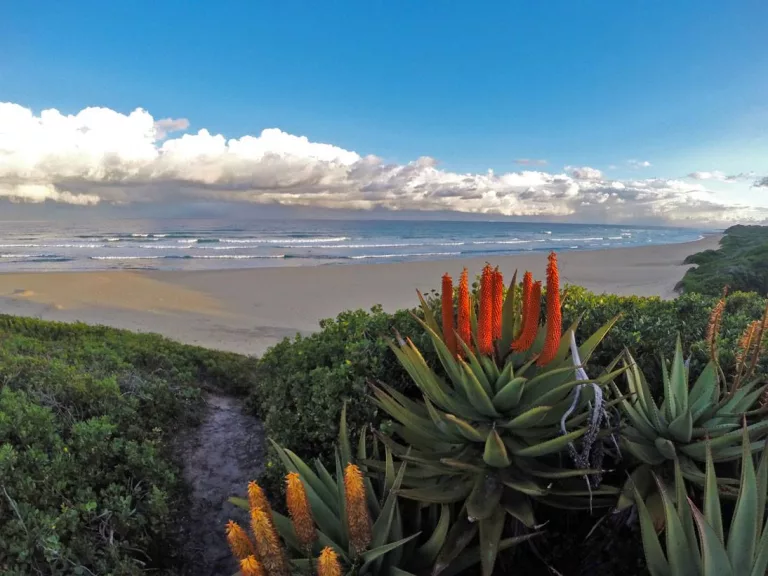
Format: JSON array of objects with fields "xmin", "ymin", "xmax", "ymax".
[{"xmin": 0, "ymin": 235, "xmax": 722, "ymax": 356}]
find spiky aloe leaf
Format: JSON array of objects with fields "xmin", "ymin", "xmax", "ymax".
[
  {"xmin": 623, "ymin": 436, "xmax": 666, "ymax": 465},
  {"xmin": 432, "ymin": 510, "xmax": 479, "ymax": 576},
  {"xmin": 498, "ymin": 405, "xmax": 551, "ymax": 429},
  {"xmin": 443, "ymin": 414, "xmax": 488, "ymax": 442},
  {"xmin": 466, "ymin": 474, "xmax": 503, "ymax": 521},
  {"xmin": 502, "ymin": 489, "xmax": 536, "ymax": 527},
  {"xmin": 415, "ymin": 505, "xmax": 451, "ymax": 568},
  {"xmin": 689, "ymin": 502, "xmax": 735, "ymax": 576},
  {"xmin": 439, "ymin": 532, "xmax": 541, "ymax": 576},
  {"xmin": 483, "ymin": 429, "xmax": 510, "ymax": 468},
  {"xmin": 491, "ymin": 376, "xmax": 527, "ymax": 411},
  {"xmin": 689, "ymin": 362, "xmax": 718, "ymax": 412},
  {"xmin": 725, "ymin": 425, "xmax": 759, "ymax": 574},
  {"xmin": 704, "ymin": 440, "xmax": 724, "ymax": 543},
  {"xmin": 509, "ymin": 427, "xmax": 586, "ymax": 457},
  {"xmin": 632, "ymin": 479, "xmax": 671, "ymax": 576},
  {"xmin": 478, "ymin": 507, "xmax": 506, "ymax": 576},
  {"xmin": 617, "ymin": 464, "xmax": 654, "ymax": 511},
  {"xmin": 668, "ymin": 409, "xmax": 693, "ymax": 443},
  {"xmin": 670, "ymin": 336, "xmax": 689, "ymax": 416},
  {"xmin": 457, "ymin": 358, "xmax": 500, "ymax": 417},
  {"xmin": 397, "ymin": 478, "xmax": 473, "ymax": 504},
  {"xmin": 674, "ymin": 457, "xmax": 701, "ymax": 574}
]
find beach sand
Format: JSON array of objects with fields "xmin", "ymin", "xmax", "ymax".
[{"xmin": 0, "ymin": 235, "xmax": 721, "ymax": 356}]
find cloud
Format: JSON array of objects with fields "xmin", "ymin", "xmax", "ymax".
[
  {"xmin": 565, "ymin": 166, "xmax": 602, "ymax": 180},
  {"xmin": 755, "ymin": 176, "xmax": 768, "ymax": 188},
  {"xmin": 628, "ymin": 159, "xmax": 652, "ymax": 169},
  {"xmin": 688, "ymin": 170, "xmax": 755, "ymax": 182},
  {"xmin": 154, "ymin": 117, "xmax": 190, "ymax": 139},
  {"xmin": 0, "ymin": 101, "xmax": 766, "ymax": 225},
  {"xmin": 513, "ymin": 158, "xmax": 547, "ymax": 166}
]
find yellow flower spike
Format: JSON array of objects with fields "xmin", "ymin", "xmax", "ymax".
[
  {"xmin": 250, "ymin": 507, "xmax": 289, "ymax": 576},
  {"xmin": 317, "ymin": 546, "xmax": 343, "ymax": 576},
  {"xmin": 285, "ymin": 472, "xmax": 316, "ymax": 549},
  {"xmin": 225, "ymin": 520, "xmax": 255, "ymax": 560},
  {"xmin": 344, "ymin": 464, "xmax": 372, "ymax": 554},
  {"xmin": 239, "ymin": 555, "xmax": 266, "ymax": 576},
  {"xmin": 247, "ymin": 481, "xmax": 271, "ymax": 515}
]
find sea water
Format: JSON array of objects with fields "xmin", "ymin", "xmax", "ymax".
[{"xmin": 0, "ymin": 218, "xmax": 710, "ymax": 272}]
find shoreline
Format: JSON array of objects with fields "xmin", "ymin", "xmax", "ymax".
[{"xmin": 0, "ymin": 235, "xmax": 722, "ymax": 356}]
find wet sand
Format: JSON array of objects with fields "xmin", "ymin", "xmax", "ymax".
[{"xmin": 0, "ymin": 235, "xmax": 721, "ymax": 356}]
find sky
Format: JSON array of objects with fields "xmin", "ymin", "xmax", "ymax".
[{"xmin": 1, "ymin": 0, "xmax": 767, "ymax": 226}]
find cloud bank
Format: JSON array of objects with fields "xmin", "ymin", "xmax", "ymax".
[{"xmin": 1, "ymin": 102, "xmax": 766, "ymax": 225}]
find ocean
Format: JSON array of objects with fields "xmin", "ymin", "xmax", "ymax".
[{"xmin": 0, "ymin": 219, "xmax": 708, "ymax": 272}]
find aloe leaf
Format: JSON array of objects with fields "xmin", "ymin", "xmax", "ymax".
[
  {"xmin": 483, "ymin": 429, "xmax": 511, "ymax": 468},
  {"xmin": 269, "ymin": 440, "xmax": 338, "ymax": 510},
  {"xmin": 617, "ymin": 464, "xmax": 654, "ymax": 511},
  {"xmin": 443, "ymin": 414, "xmax": 488, "ymax": 442},
  {"xmin": 612, "ymin": 381, "xmax": 659, "ymax": 441},
  {"xmin": 511, "ymin": 428, "xmax": 586, "ymax": 457},
  {"xmin": 397, "ymin": 480, "xmax": 472, "ymax": 504},
  {"xmin": 370, "ymin": 459, "xmax": 407, "ymax": 559},
  {"xmin": 502, "ymin": 489, "xmax": 536, "ymax": 527},
  {"xmin": 632, "ymin": 480, "xmax": 671, "ymax": 576},
  {"xmin": 668, "ymin": 409, "xmax": 693, "ymax": 443},
  {"xmin": 467, "ymin": 474, "xmax": 503, "ymax": 521},
  {"xmin": 756, "ymin": 439, "xmax": 768, "ymax": 535},
  {"xmin": 674, "ymin": 457, "xmax": 701, "ymax": 574},
  {"xmin": 689, "ymin": 362, "xmax": 718, "ymax": 409},
  {"xmin": 749, "ymin": 519, "xmax": 768, "ymax": 576},
  {"xmin": 498, "ymin": 405, "xmax": 551, "ymax": 429},
  {"xmin": 458, "ymin": 358, "xmax": 501, "ymax": 417},
  {"xmin": 415, "ymin": 504, "xmax": 451, "ymax": 568},
  {"xmin": 492, "ymin": 376, "xmax": 527, "ymax": 411},
  {"xmin": 432, "ymin": 509, "xmax": 479, "ymax": 576},
  {"xmin": 689, "ymin": 500, "xmax": 735, "ymax": 576},
  {"xmin": 725, "ymin": 425, "xmax": 759, "ymax": 575},
  {"xmin": 457, "ymin": 339, "xmax": 494, "ymax": 397},
  {"xmin": 478, "ymin": 507, "xmax": 506, "ymax": 576},
  {"xmin": 416, "ymin": 289, "xmax": 442, "ymax": 335},
  {"xmin": 622, "ymin": 437, "xmax": 666, "ymax": 466},
  {"xmin": 359, "ymin": 533, "xmax": 421, "ymax": 569},
  {"xmin": 670, "ymin": 336, "xmax": 689, "ymax": 415},
  {"xmin": 704, "ymin": 441, "xmax": 724, "ymax": 544}
]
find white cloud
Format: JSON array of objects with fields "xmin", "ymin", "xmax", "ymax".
[
  {"xmin": 565, "ymin": 166, "xmax": 603, "ymax": 180},
  {"xmin": 0, "ymin": 102, "xmax": 766, "ymax": 225},
  {"xmin": 755, "ymin": 176, "xmax": 768, "ymax": 188},
  {"xmin": 628, "ymin": 159, "xmax": 652, "ymax": 169},
  {"xmin": 688, "ymin": 170, "xmax": 755, "ymax": 182}
]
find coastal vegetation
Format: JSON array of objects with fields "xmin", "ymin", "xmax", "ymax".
[
  {"xmin": 678, "ymin": 225, "xmax": 768, "ymax": 296},
  {"xmin": 3, "ymin": 226, "xmax": 768, "ymax": 575}
]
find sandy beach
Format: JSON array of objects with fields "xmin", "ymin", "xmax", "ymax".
[{"xmin": 0, "ymin": 235, "xmax": 721, "ymax": 356}]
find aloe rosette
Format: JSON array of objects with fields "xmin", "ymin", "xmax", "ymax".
[
  {"xmin": 635, "ymin": 426, "xmax": 768, "ymax": 576},
  {"xmin": 369, "ymin": 254, "xmax": 625, "ymax": 574}
]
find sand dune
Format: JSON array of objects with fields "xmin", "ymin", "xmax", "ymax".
[{"xmin": 0, "ymin": 235, "xmax": 721, "ymax": 356}]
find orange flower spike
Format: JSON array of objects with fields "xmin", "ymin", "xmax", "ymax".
[
  {"xmin": 441, "ymin": 273, "xmax": 457, "ymax": 356},
  {"xmin": 492, "ymin": 267, "xmax": 504, "ymax": 341},
  {"xmin": 538, "ymin": 252, "xmax": 562, "ymax": 366},
  {"xmin": 317, "ymin": 547, "xmax": 343, "ymax": 576},
  {"xmin": 225, "ymin": 520, "xmax": 255, "ymax": 560},
  {"xmin": 250, "ymin": 507, "xmax": 288, "ymax": 575},
  {"xmin": 512, "ymin": 280, "xmax": 541, "ymax": 352},
  {"xmin": 247, "ymin": 481, "xmax": 271, "ymax": 515},
  {"xmin": 286, "ymin": 472, "xmax": 316, "ymax": 549},
  {"xmin": 478, "ymin": 264, "xmax": 494, "ymax": 355},
  {"xmin": 457, "ymin": 268, "xmax": 472, "ymax": 353},
  {"xmin": 240, "ymin": 555, "xmax": 266, "ymax": 576},
  {"xmin": 344, "ymin": 464, "xmax": 372, "ymax": 554}
]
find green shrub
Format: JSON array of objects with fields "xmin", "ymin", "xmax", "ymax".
[
  {"xmin": 0, "ymin": 315, "xmax": 256, "ymax": 575},
  {"xmin": 678, "ymin": 225, "xmax": 768, "ymax": 296}
]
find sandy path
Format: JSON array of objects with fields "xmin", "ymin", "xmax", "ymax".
[{"xmin": 0, "ymin": 235, "xmax": 721, "ymax": 356}]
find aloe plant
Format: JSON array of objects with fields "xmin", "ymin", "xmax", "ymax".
[
  {"xmin": 634, "ymin": 425, "xmax": 768, "ymax": 576},
  {"xmin": 615, "ymin": 336, "xmax": 768, "ymax": 513},
  {"xmin": 228, "ymin": 406, "xmax": 537, "ymax": 575},
  {"xmin": 369, "ymin": 257, "xmax": 625, "ymax": 574}
]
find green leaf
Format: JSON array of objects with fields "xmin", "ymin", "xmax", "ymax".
[
  {"xmin": 397, "ymin": 479, "xmax": 472, "ymax": 504},
  {"xmin": 668, "ymin": 409, "xmax": 693, "ymax": 443},
  {"xmin": 689, "ymin": 362, "xmax": 718, "ymax": 410},
  {"xmin": 617, "ymin": 464, "xmax": 654, "ymax": 511},
  {"xmin": 443, "ymin": 414, "xmax": 488, "ymax": 442},
  {"xmin": 439, "ymin": 533, "xmax": 541, "ymax": 576},
  {"xmin": 499, "ymin": 405, "xmax": 551, "ymax": 429},
  {"xmin": 755, "ymin": 439, "xmax": 768, "ymax": 536},
  {"xmin": 269, "ymin": 440, "xmax": 338, "ymax": 510},
  {"xmin": 502, "ymin": 489, "xmax": 536, "ymax": 527},
  {"xmin": 479, "ymin": 507, "xmax": 506, "ymax": 576},
  {"xmin": 466, "ymin": 474, "xmax": 503, "ymax": 521},
  {"xmin": 417, "ymin": 289, "xmax": 441, "ymax": 336},
  {"xmin": 704, "ymin": 440, "xmax": 724, "ymax": 544},
  {"xmin": 492, "ymin": 376, "xmax": 527, "ymax": 411},
  {"xmin": 432, "ymin": 510, "xmax": 479, "ymax": 576},
  {"xmin": 457, "ymin": 340, "xmax": 494, "ymax": 398},
  {"xmin": 458, "ymin": 358, "xmax": 500, "ymax": 417},
  {"xmin": 359, "ymin": 533, "xmax": 421, "ymax": 569},
  {"xmin": 633, "ymin": 480, "xmax": 671, "ymax": 576},
  {"xmin": 690, "ymin": 501, "xmax": 735, "ymax": 576},
  {"xmin": 670, "ymin": 335, "xmax": 689, "ymax": 416},
  {"xmin": 725, "ymin": 425, "xmax": 759, "ymax": 575},
  {"xmin": 511, "ymin": 428, "xmax": 586, "ymax": 457},
  {"xmin": 622, "ymin": 437, "xmax": 666, "ymax": 466},
  {"xmin": 416, "ymin": 504, "xmax": 451, "ymax": 568},
  {"xmin": 674, "ymin": 457, "xmax": 701, "ymax": 574},
  {"xmin": 483, "ymin": 429, "xmax": 511, "ymax": 468}
]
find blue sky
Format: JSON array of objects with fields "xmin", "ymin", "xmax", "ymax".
[{"xmin": 1, "ymin": 0, "xmax": 767, "ymax": 223}]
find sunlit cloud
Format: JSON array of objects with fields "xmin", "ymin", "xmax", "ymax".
[{"xmin": 0, "ymin": 102, "xmax": 766, "ymax": 225}]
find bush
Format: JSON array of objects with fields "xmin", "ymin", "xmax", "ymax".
[
  {"xmin": 0, "ymin": 316, "xmax": 256, "ymax": 575},
  {"xmin": 678, "ymin": 225, "xmax": 768, "ymax": 296}
]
